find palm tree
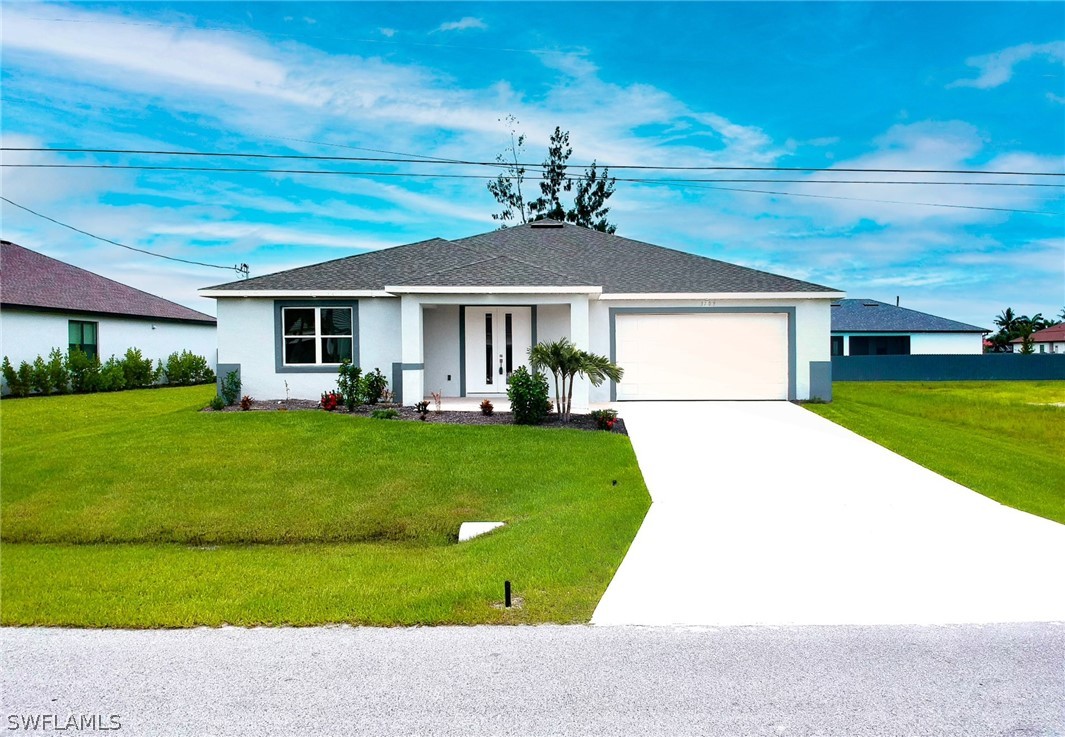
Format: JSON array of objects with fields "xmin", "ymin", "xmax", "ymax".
[
  {"xmin": 529, "ymin": 338, "xmax": 624, "ymax": 422},
  {"xmin": 528, "ymin": 339, "xmax": 577, "ymax": 418},
  {"xmin": 994, "ymin": 307, "xmax": 1018, "ymax": 334}
]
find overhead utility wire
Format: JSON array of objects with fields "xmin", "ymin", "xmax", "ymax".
[
  {"xmin": 2, "ymin": 164, "xmax": 1062, "ymax": 188},
  {"xmin": 0, "ymin": 197, "xmax": 250, "ymax": 276},
  {"xmin": 2, "ymin": 166, "xmax": 1057, "ymax": 216},
  {"xmin": 665, "ymin": 184, "xmax": 1057, "ymax": 216},
  {"xmin": 4, "ymin": 147, "xmax": 1063, "ymax": 177}
]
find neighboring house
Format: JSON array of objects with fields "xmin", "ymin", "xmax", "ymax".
[
  {"xmin": 0, "ymin": 241, "xmax": 217, "ymax": 383},
  {"xmin": 830, "ymin": 299, "xmax": 987, "ymax": 356},
  {"xmin": 200, "ymin": 220, "xmax": 844, "ymax": 407},
  {"xmin": 1010, "ymin": 323, "xmax": 1065, "ymax": 354}
]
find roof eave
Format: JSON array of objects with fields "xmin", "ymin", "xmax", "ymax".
[
  {"xmin": 384, "ymin": 285, "xmax": 603, "ymax": 295},
  {"xmin": 600, "ymin": 291, "xmax": 846, "ymax": 300},
  {"xmin": 199, "ymin": 289, "xmax": 395, "ymax": 298}
]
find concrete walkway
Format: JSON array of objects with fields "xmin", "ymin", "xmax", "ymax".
[{"xmin": 592, "ymin": 402, "xmax": 1065, "ymax": 626}]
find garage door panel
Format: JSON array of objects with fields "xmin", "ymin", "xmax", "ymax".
[{"xmin": 615, "ymin": 313, "xmax": 788, "ymax": 400}]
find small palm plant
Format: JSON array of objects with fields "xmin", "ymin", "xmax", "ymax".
[{"xmin": 528, "ymin": 338, "xmax": 623, "ymax": 422}]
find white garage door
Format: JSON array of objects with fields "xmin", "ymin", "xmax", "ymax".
[{"xmin": 615, "ymin": 313, "xmax": 789, "ymax": 400}]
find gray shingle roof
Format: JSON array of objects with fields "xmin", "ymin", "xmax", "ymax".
[
  {"xmin": 1, "ymin": 241, "xmax": 216, "ymax": 324},
  {"xmin": 831, "ymin": 299, "xmax": 986, "ymax": 333},
  {"xmin": 204, "ymin": 220, "xmax": 839, "ymax": 294}
]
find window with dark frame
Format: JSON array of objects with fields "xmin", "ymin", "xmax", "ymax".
[
  {"xmin": 830, "ymin": 336, "xmax": 844, "ymax": 356},
  {"xmin": 282, "ymin": 306, "xmax": 353, "ymax": 365},
  {"xmin": 68, "ymin": 320, "xmax": 98, "ymax": 359}
]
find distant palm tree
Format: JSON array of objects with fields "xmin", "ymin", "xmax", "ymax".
[
  {"xmin": 994, "ymin": 307, "xmax": 1019, "ymax": 334},
  {"xmin": 529, "ymin": 338, "xmax": 623, "ymax": 422}
]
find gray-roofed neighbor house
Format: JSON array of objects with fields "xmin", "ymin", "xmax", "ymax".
[
  {"xmin": 830, "ymin": 299, "xmax": 987, "ymax": 357},
  {"xmin": 201, "ymin": 220, "xmax": 844, "ymax": 405}
]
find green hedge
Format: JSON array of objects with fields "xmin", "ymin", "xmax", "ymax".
[{"xmin": 2, "ymin": 348, "xmax": 215, "ymax": 398}]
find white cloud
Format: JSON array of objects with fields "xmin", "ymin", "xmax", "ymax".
[
  {"xmin": 1047, "ymin": 92, "xmax": 1065, "ymax": 104},
  {"xmin": 434, "ymin": 17, "xmax": 487, "ymax": 33},
  {"xmin": 948, "ymin": 40, "xmax": 1065, "ymax": 89},
  {"xmin": 380, "ymin": 28, "xmax": 397, "ymax": 38}
]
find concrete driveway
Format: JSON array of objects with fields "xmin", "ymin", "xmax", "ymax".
[{"xmin": 592, "ymin": 401, "xmax": 1065, "ymax": 626}]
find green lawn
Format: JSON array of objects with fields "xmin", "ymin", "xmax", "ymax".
[
  {"xmin": 804, "ymin": 381, "xmax": 1065, "ymax": 525},
  {"xmin": 0, "ymin": 387, "xmax": 650, "ymax": 627}
]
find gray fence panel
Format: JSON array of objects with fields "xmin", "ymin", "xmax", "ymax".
[{"xmin": 832, "ymin": 354, "xmax": 1065, "ymax": 382}]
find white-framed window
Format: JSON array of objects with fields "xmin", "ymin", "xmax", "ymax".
[{"xmin": 282, "ymin": 306, "xmax": 353, "ymax": 365}]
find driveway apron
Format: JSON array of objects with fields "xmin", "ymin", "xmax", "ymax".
[{"xmin": 592, "ymin": 401, "xmax": 1065, "ymax": 626}]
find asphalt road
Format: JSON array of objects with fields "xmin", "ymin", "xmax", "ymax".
[{"xmin": 2, "ymin": 623, "xmax": 1062, "ymax": 737}]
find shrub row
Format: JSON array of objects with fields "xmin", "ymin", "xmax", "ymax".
[{"xmin": 2, "ymin": 348, "xmax": 215, "ymax": 397}]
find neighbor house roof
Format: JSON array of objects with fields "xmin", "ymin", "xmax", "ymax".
[
  {"xmin": 1010, "ymin": 323, "xmax": 1065, "ymax": 344},
  {"xmin": 831, "ymin": 298, "xmax": 986, "ymax": 333},
  {"xmin": 203, "ymin": 220, "xmax": 840, "ymax": 295},
  {"xmin": 0, "ymin": 241, "xmax": 216, "ymax": 324}
]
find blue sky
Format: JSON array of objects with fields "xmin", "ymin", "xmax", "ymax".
[{"xmin": 2, "ymin": 2, "xmax": 1063, "ymax": 326}]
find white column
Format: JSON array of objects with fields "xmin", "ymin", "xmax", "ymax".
[
  {"xmin": 568, "ymin": 295, "xmax": 591, "ymax": 413},
  {"xmin": 400, "ymin": 295, "xmax": 424, "ymax": 405}
]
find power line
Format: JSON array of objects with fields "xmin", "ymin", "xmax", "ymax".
[
  {"xmin": 668, "ymin": 183, "xmax": 1059, "ymax": 216},
  {"xmin": 4, "ymin": 164, "xmax": 1059, "ymax": 216},
  {"xmin": 4, "ymin": 146, "xmax": 1063, "ymax": 177},
  {"xmin": 3, "ymin": 163, "xmax": 1063, "ymax": 188},
  {"xmin": 0, "ymin": 196, "xmax": 250, "ymax": 276},
  {"xmin": 17, "ymin": 15, "xmax": 592, "ymax": 57}
]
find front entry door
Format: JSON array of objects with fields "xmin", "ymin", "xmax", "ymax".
[{"xmin": 464, "ymin": 307, "xmax": 532, "ymax": 394}]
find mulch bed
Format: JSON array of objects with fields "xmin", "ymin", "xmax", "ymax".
[{"xmin": 206, "ymin": 399, "xmax": 627, "ymax": 435}]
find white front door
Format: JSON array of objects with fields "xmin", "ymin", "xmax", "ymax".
[{"xmin": 464, "ymin": 307, "xmax": 532, "ymax": 394}]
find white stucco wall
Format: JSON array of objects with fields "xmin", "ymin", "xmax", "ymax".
[
  {"xmin": 214, "ymin": 293, "xmax": 833, "ymax": 403},
  {"xmin": 835, "ymin": 332, "xmax": 984, "ymax": 355},
  {"xmin": 536, "ymin": 304, "xmax": 571, "ymax": 343},
  {"xmin": 214, "ymin": 297, "xmax": 401, "ymax": 401},
  {"xmin": 422, "ymin": 305, "xmax": 461, "ymax": 397},
  {"xmin": 0, "ymin": 308, "xmax": 216, "ymax": 377}
]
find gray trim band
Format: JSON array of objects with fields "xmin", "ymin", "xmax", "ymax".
[
  {"xmin": 808, "ymin": 360, "xmax": 832, "ymax": 402},
  {"xmin": 273, "ymin": 300, "xmax": 360, "ymax": 374},
  {"xmin": 392, "ymin": 362, "xmax": 424, "ymax": 404},
  {"xmin": 608, "ymin": 307, "xmax": 797, "ymax": 401},
  {"xmin": 216, "ymin": 363, "xmax": 240, "ymax": 397}
]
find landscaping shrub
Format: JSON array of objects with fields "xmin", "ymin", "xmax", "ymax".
[
  {"xmin": 220, "ymin": 370, "xmax": 241, "ymax": 406},
  {"xmin": 208, "ymin": 394, "xmax": 226, "ymax": 411},
  {"xmin": 45, "ymin": 349, "xmax": 69, "ymax": 395},
  {"xmin": 590, "ymin": 409, "xmax": 618, "ymax": 431},
  {"xmin": 240, "ymin": 395, "xmax": 253, "ymax": 411},
  {"xmin": 121, "ymin": 348, "xmax": 158, "ymax": 389},
  {"xmin": 506, "ymin": 366, "xmax": 551, "ymax": 425},
  {"xmin": 414, "ymin": 400, "xmax": 430, "ymax": 420},
  {"xmin": 2, "ymin": 357, "xmax": 33, "ymax": 398},
  {"xmin": 320, "ymin": 391, "xmax": 339, "ymax": 412},
  {"xmin": 164, "ymin": 350, "xmax": 214, "ymax": 386},
  {"xmin": 30, "ymin": 356, "xmax": 55, "ymax": 396},
  {"xmin": 480, "ymin": 399, "xmax": 494, "ymax": 416},
  {"xmin": 98, "ymin": 357, "xmax": 127, "ymax": 392},
  {"xmin": 66, "ymin": 349, "xmax": 101, "ymax": 393},
  {"xmin": 2, "ymin": 346, "xmax": 213, "ymax": 397},
  {"xmin": 363, "ymin": 368, "xmax": 388, "ymax": 405},
  {"xmin": 337, "ymin": 361, "xmax": 363, "ymax": 410},
  {"xmin": 371, "ymin": 408, "xmax": 399, "ymax": 420}
]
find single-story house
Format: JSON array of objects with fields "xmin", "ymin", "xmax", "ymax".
[
  {"xmin": 0, "ymin": 240, "xmax": 217, "ymax": 384},
  {"xmin": 830, "ymin": 299, "xmax": 987, "ymax": 356},
  {"xmin": 1010, "ymin": 323, "xmax": 1065, "ymax": 354},
  {"xmin": 200, "ymin": 220, "xmax": 844, "ymax": 407}
]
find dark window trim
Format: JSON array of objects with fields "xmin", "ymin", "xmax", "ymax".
[{"xmin": 273, "ymin": 300, "xmax": 360, "ymax": 374}]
